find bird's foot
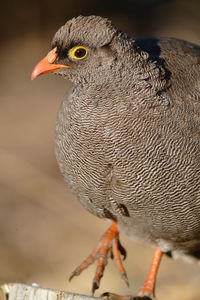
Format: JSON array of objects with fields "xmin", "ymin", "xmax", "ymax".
[
  {"xmin": 133, "ymin": 284, "xmax": 156, "ymax": 300},
  {"xmin": 101, "ymin": 247, "xmax": 163, "ymax": 300},
  {"xmin": 69, "ymin": 221, "xmax": 129, "ymax": 294},
  {"xmin": 101, "ymin": 291, "xmax": 155, "ymax": 300}
]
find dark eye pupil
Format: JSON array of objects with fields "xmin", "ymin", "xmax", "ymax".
[{"xmin": 75, "ymin": 48, "xmax": 86, "ymax": 58}]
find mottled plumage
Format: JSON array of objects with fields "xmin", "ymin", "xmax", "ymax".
[
  {"xmin": 32, "ymin": 15, "xmax": 200, "ymax": 299},
  {"xmin": 53, "ymin": 16, "xmax": 200, "ymax": 257}
]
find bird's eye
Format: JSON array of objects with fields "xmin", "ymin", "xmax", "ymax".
[{"xmin": 68, "ymin": 46, "xmax": 88, "ymax": 60}]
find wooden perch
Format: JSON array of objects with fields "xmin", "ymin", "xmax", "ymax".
[{"xmin": 0, "ymin": 283, "xmax": 102, "ymax": 300}]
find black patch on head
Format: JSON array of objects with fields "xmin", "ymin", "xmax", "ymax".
[
  {"xmin": 134, "ymin": 37, "xmax": 171, "ymax": 81},
  {"xmin": 118, "ymin": 203, "xmax": 130, "ymax": 217},
  {"xmin": 103, "ymin": 208, "xmax": 117, "ymax": 221},
  {"xmin": 51, "ymin": 42, "xmax": 68, "ymax": 60},
  {"xmin": 51, "ymin": 40, "xmax": 90, "ymax": 60}
]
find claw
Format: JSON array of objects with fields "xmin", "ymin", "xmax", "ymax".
[
  {"xmin": 121, "ymin": 271, "xmax": 129, "ymax": 287},
  {"xmin": 69, "ymin": 270, "xmax": 76, "ymax": 281},
  {"xmin": 101, "ymin": 292, "xmax": 110, "ymax": 299},
  {"xmin": 92, "ymin": 280, "xmax": 99, "ymax": 296},
  {"xmin": 101, "ymin": 292, "xmax": 131, "ymax": 300}
]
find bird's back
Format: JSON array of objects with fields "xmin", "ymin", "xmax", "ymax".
[{"xmin": 134, "ymin": 37, "xmax": 200, "ymax": 99}]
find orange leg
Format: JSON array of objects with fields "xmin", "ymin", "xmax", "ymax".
[
  {"xmin": 69, "ymin": 221, "xmax": 128, "ymax": 295},
  {"xmin": 137, "ymin": 247, "xmax": 163, "ymax": 298}
]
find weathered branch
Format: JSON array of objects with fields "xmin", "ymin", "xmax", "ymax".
[{"xmin": 0, "ymin": 283, "xmax": 101, "ymax": 300}]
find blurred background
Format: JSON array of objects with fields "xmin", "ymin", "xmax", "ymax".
[{"xmin": 0, "ymin": 0, "xmax": 200, "ymax": 299}]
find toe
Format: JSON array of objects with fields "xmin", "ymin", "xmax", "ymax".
[
  {"xmin": 101, "ymin": 292, "xmax": 155, "ymax": 300},
  {"xmin": 101, "ymin": 292, "xmax": 131, "ymax": 300}
]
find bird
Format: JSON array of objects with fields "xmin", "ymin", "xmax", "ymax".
[{"xmin": 31, "ymin": 15, "xmax": 200, "ymax": 300}]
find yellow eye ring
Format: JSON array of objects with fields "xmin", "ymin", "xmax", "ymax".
[{"xmin": 68, "ymin": 46, "xmax": 88, "ymax": 60}]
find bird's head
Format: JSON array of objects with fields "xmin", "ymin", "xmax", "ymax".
[{"xmin": 31, "ymin": 15, "xmax": 121, "ymax": 84}]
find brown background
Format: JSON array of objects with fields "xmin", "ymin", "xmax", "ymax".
[{"xmin": 0, "ymin": 0, "xmax": 200, "ymax": 299}]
